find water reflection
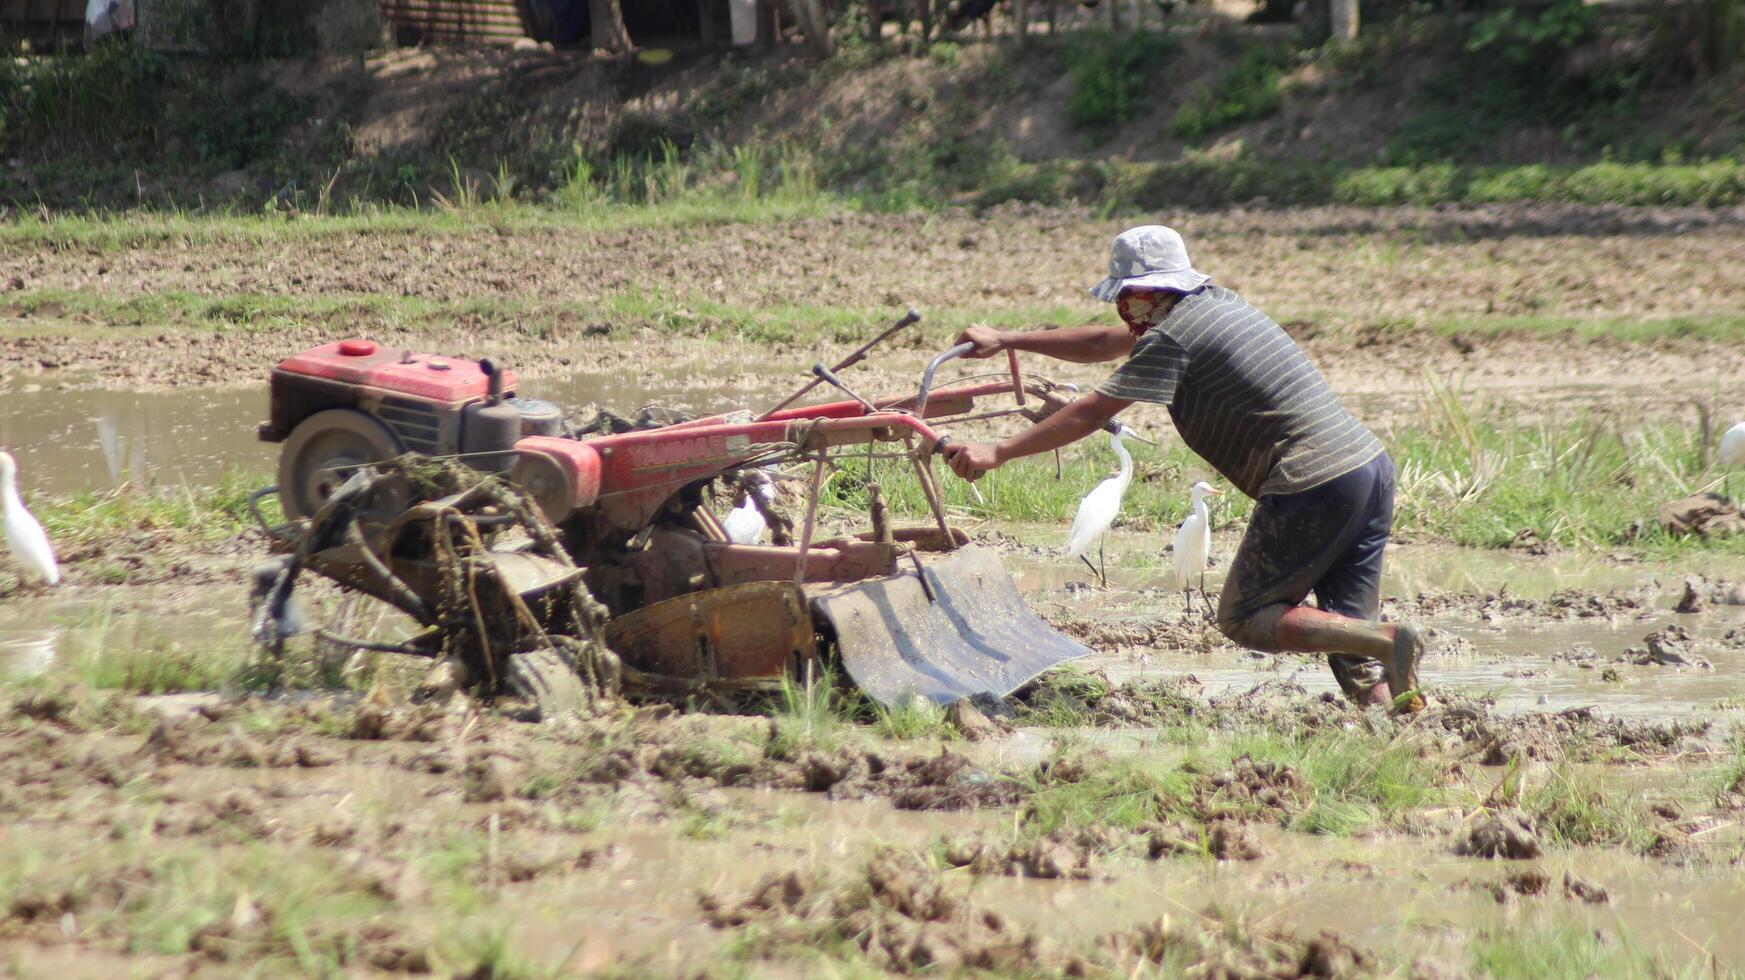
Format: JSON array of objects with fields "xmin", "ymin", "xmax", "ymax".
[{"xmin": 0, "ymin": 626, "xmax": 59, "ymax": 679}]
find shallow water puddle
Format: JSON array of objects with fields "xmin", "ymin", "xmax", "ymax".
[
  {"xmin": 0, "ymin": 363, "xmax": 773, "ymax": 497},
  {"xmin": 1015, "ymin": 539, "xmax": 1745, "ymax": 718},
  {"xmin": 0, "ymin": 587, "xmax": 242, "ymax": 681},
  {"xmin": 967, "ymin": 825, "xmax": 1745, "ymax": 970}
]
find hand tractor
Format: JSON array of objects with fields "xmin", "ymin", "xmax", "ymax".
[{"xmin": 250, "ymin": 314, "xmax": 1105, "ymax": 716}]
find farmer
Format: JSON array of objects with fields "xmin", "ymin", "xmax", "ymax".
[{"xmin": 942, "ymin": 225, "xmax": 1424, "ymax": 711}]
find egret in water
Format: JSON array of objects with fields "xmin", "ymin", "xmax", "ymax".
[
  {"xmin": 0, "ymin": 452, "xmax": 58, "ymax": 588},
  {"xmin": 724, "ymin": 470, "xmax": 778, "ymax": 545},
  {"xmin": 1173, "ymin": 480, "xmax": 1223, "ymax": 616},
  {"xmin": 1065, "ymin": 424, "xmax": 1140, "ymax": 588}
]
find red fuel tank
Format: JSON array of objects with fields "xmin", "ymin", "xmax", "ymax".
[{"xmin": 276, "ymin": 340, "xmax": 516, "ymax": 404}]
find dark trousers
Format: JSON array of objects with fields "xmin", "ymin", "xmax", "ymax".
[{"xmin": 1216, "ymin": 453, "xmax": 1396, "ymax": 699}]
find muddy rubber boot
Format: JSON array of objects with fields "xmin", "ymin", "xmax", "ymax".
[{"xmin": 1387, "ymin": 623, "xmax": 1426, "ymax": 715}]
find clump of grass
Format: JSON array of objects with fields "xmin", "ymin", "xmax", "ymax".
[
  {"xmin": 767, "ymin": 671, "xmax": 854, "ymax": 759},
  {"xmin": 37, "ymin": 468, "xmax": 274, "ymax": 544},
  {"xmin": 1067, "ymin": 30, "xmax": 1176, "ymax": 126},
  {"xmin": 1221, "ymin": 730, "xmax": 1451, "ymax": 836},
  {"xmin": 871, "ymin": 696, "xmax": 954, "ymax": 741},
  {"xmin": 1469, "ymin": 922, "xmax": 1672, "ymax": 978},
  {"xmin": 1018, "ymin": 756, "xmax": 1196, "ymax": 837},
  {"xmin": 1522, "ymin": 764, "xmax": 1660, "ymax": 851},
  {"xmin": 1391, "ymin": 382, "xmax": 1743, "ymax": 556},
  {"xmin": 1171, "ymin": 48, "xmax": 1288, "ymax": 143},
  {"xmin": 63, "ymin": 642, "xmax": 245, "ymax": 695}
]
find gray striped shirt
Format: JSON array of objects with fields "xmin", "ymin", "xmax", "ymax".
[{"xmin": 1096, "ymin": 286, "xmax": 1382, "ymax": 499}]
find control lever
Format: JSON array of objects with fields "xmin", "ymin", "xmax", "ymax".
[{"xmin": 810, "ymin": 362, "xmax": 877, "ymax": 413}]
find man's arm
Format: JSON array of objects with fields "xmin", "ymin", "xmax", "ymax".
[
  {"xmin": 943, "ymin": 391, "xmax": 1134, "ymax": 480},
  {"xmin": 957, "ymin": 323, "xmax": 1131, "ymax": 364}
]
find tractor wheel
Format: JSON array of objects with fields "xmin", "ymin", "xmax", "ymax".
[{"xmin": 277, "ymin": 409, "xmax": 407, "ymax": 532}]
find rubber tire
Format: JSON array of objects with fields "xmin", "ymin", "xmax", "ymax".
[{"xmin": 277, "ymin": 409, "xmax": 403, "ymax": 523}]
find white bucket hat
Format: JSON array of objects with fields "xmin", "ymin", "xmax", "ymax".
[{"xmin": 1088, "ymin": 225, "xmax": 1210, "ymax": 302}]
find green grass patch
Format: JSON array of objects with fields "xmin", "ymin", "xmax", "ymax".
[
  {"xmin": 36, "ymin": 468, "xmax": 273, "ymax": 544},
  {"xmin": 1067, "ymin": 30, "xmax": 1177, "ymax": 127},
  {"xmin": 1221, "ymin": 730, "xmax": 1451, "ymax": 835},
  {"xmin": 1171, "ymin": 47, "xmax": 1289, "ymax": 143},
  {"xmin": 1522, "ymin": 764, "xmax": 1661, "ymax": 851},
  {"xmin": 870, "ymin": 695, "xmax": 954, "ymax": 741},
  {"xmin": 1469, "ymin": 921, "xmax": 1686, "ymax": 979},
  {"xmin": 1019, "ymin": 757, "xmax": 1198, "ymax": 837}
]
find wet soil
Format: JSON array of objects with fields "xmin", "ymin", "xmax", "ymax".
[
  {"xmin": 3, "ymin": 200, "xmax": 1744, "ymax": 972},
  {"xmin": 2, "ymin": 205, "xmax": 1742, "ymax": 440},
  {"xmin": 1, "ymin": 663, "xmax": 1740, "ymax": 977}
]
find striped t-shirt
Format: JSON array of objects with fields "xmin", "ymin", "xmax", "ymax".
[{"xmin": 1096, "ymin": 286, "xmax": 1383, "ymax": 499}]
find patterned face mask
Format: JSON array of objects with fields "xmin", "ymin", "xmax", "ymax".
[{"xmin": 1118, "ymin": 291, "xmax": 1172, "ymax": 338}]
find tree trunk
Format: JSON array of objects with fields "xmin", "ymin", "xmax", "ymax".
[
  {"xmin": 796, "ymin": 0, "xmax": 834, "ymax": 55},
  {"xmin": 918, "ymin": 0, "xmax": 933, "ymax": 44},
  {"xmin": 1013, "ymin": 0, "xmax": 1028, "ymax": 43},
  {"xmin": 1107, "ymin": 0, "xmax": 1119, "ymax": 30},
  {"xmin": 866, "ymin": 0, "xmax": 883, "ymax": 43},
  {"xmin": 1330, "ymin": 0, "xmax": 1358, "ymax": 39},
  {"xmin": 756, "ymin": 0, "xmax": 777, "ymax": 45},
  {"xmin": 588, "ymin": 0, "xmax": 632, "ymax": 52}
]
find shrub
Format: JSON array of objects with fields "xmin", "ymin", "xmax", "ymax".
[
  {"xmin": 1067, "ymin": 30, "xmax": 1176, "ymax": 126},
  {"xmin": 1171, "ymin": 47, "xmax": 1287, "ymax": 143}
]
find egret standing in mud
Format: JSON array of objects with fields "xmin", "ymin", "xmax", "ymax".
[
  {"xmin": 1721, "ymin": 421, "xmax": 1745, "ymax": 500},
  {"xmin": 0, "ymin": 452, "xmax": 59, "ymax": 588},
  {"xmin": 1064, "ymin": 424, "xmax": 1139, "ymax": 588},
  {"xmin": 1173, "ymin": 480, "xmax": 1223, "ymax": 615}
]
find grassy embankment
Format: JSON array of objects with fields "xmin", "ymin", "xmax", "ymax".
[{"xmin": 5, "ymin": 8, "xmax": 1745, "ymax": 214}]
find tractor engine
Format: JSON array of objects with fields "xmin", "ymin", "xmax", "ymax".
[{"xmin": 259, "ymin": 339, "xmax": 564, "ymax": 522}]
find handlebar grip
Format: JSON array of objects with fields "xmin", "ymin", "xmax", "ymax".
[{"xmin": 916, "ymin": 342, "xmax": 978, "ymax": 420}]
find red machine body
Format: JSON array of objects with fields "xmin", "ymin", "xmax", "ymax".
[
  {"xmin": 266, "ymin": 339, "xmax": 1020, "ymax": 537},
  {"xmin": 508, "ymin": 385, "xmax": 1022, "ymax": 534}
]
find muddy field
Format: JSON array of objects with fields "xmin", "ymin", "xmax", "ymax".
[
  {"xmin": 3, "ymin": 203, "xmax": 1744, "ymax": 405},
  {"xmin": 2, "ymin": 202, "xmax": 1745, "ymax": 976}
]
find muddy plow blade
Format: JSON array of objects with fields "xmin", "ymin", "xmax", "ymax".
[{"xmin": 811, "ymin": 546, "xmax": 1090, "ymax": 705}]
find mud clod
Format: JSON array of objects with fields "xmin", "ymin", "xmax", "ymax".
[
  {"xmin": 1456, "ymin": 809, "xmax": 1542, "ymax": 859},
  {"xmin": 702, "ymin": 850, "xmax": 1078, "ymax": 974},
  {"xmin": 461, "ymin": 756, "xmax": 515, "ymax": 803},
  {"xmin": 888, "ymin": 749, "xmax": 1019, "ymax": 811},
  {"xmin": 1563, "ymin": 871, "xmax": 1610, "ymax": 904},
  {"xmin": 945, "ymin": 697, "xmax": 1010, "ymax": 741}
]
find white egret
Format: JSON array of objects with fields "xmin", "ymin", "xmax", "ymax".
[
  {"xmin": 723, "ymin": 471, "xmax": 778, "ymax": 545},
  {"xmin": 1065, "ymin": 425, "xmax": 1139, "ymax": 588},
  {"xmin": 1719, "ymin": 421, "xmax": 1745, "ymax": 501},
  {"xmin": 0, "ymin": 452, "xmax": 58, "ymax": 587},
  {"xmin": 1722, "ymin": 421, "xmax": 1745, "ymax": 467},
  {"xmin": 1173, "ymin": 480, "xmax": 1223, "ymax": 615}
]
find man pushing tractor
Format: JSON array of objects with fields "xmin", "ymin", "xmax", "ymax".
[{"xmin": 942, "ymin": 225, "xmax": 1426, "ymax": 712}]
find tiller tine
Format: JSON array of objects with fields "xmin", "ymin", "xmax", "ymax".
[{"xmin": 809, "ymin": 546, "xmax": 1089, "ymax": 706}]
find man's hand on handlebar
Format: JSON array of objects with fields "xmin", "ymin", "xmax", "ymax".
[
  {"xmin": 953, "ymin": 325, "xmax": 1005, "ymax": 360},
  {"xmin": 943, "ymin": 442, "xmax": 1002, "ymax": 481}
]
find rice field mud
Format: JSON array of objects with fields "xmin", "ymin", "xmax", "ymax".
[{"xmin": 3, "ymin": 201, "xmax": 1745, "ymax": 977}]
